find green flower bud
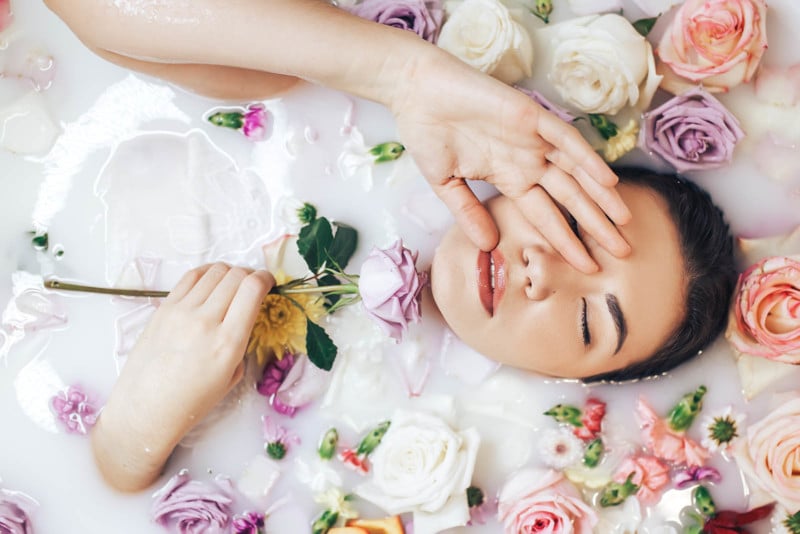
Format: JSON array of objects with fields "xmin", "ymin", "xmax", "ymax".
[
  {"xmin": 318, "ymin": 428, "xmax": 338, "ymax": 460},
  {"xmin": 467, "ymin": 486, "xmax": 485, "ymax": 508},
  {"xmin": 599, "ymin": 473, "xmax": 638, "ymax": 507},
  {"xmin": 356, "ymin": 420, "xmax": 391, "ymax": 456},
  {"xmin": 784, "ymin": 510, "xmax": 800, "ymax": 534},
  {"xmin": 530, "ymin": 0, "xmax": 553, "ymax": 23},
  {"xmin": 583, "ymin": 438, "xmax": 604, "ymax": 468},
  {"xmin": 265, "ymin": 441, "xmax": 286, "ymax": 460},
  {"xmin": 589, "ymin": 114, "xmax": 619, "ymax": 141},
  {"xmin": 369, "ymin": 142, "xmax": 405, "ymax": 163},
  {"xmin": 543, "ymin": 404, "xmax": 583, "ymax": 427},
  {"xmin": 207, "ymin": 110, "xmax": 244, "ymax": 130},
  {"xmin": 311, "ymin": 509, "xmax": 338, "ymax": 534},
  {"xmin": 668, "ymin": 385, "xmax": 707, "ymax": 432},
  {"xmin": 693, "ymin": 485, "xmax": 716, "ymax": 518},
  {"xmin": 297, "ymin": 202, "xmax": 318, "ymax": 224}
]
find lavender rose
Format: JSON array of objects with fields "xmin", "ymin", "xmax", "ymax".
[
  {"xmin": 359, "ymin": 239, "xmax": 427, "ymax": 342},
  {"xmin": 0, "ymin": 488, "xmax": 37, "ymax": 534},
  {"xmin": 152, "ymin": 471, "xmax": 234, "ymax": 534},
  {"xmin": 348, "ymin": 0, "xmax": 443, "ymax": 43},
  {"xmin": 642, "ymin": 87, "xmax": 744, "ymax": 172}
]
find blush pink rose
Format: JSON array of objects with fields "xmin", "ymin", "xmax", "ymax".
[
  {"xmin": 359, "ymin": 240, "xmax": 427, "ymax": 342},
  {"xmin": 726, "ymin": 256, "xmax": 800, "ymax": 364},
  {"xmin": 498, "ymin": 468, "xmax": 597, "ymax": 534},
  {"xmin": 657, "ymin": 0, "xmax": 768, "ymax": 93},
  {"xmin": 734, "ymin": 394, "xmax": 800, "ymax": 511},
  {"xmin": 636, "ymin": 397, "xmax": 709, "ymax": 467},
  {"xmin": 612, "ymin": 455, "xmax": 669, "ymax": 505}
]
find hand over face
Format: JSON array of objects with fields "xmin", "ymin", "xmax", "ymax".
[
  {"xmin": 94, "ymin": 263, "xmax": 273, "ymax": 489},
  {"xmin": 392, "ymin": 54, "xmax": 632, "ymax": 273}
]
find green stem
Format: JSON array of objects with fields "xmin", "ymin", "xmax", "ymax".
[
  {"xmin": 277, "ymin": 283, "xmax": 358, "ymax": 295},
  {"xmin": 44, "ymin": 279, "xmax": 169, "ymax": 298}
]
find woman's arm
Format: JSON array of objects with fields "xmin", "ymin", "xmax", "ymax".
[
  {"xmin": 45, "ymin": 0, "xmax": 632, "ymax": 271},
  {"xmin": 92, "ymin": 264, "xmax": 273, "ymax": 492}
]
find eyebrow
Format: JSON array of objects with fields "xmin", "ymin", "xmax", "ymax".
[{"xmin": 606, "ymin": 294, "xmax": 627, "ymax": 355}]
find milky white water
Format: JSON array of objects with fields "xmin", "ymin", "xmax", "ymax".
[{"xmin": 1, "ymin": 1, "xmax": 799, "ymax": 532}]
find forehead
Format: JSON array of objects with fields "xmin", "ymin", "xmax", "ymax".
[{"xmin": 612, "ymin": 183, "xmax": 686, "ymax": 367}]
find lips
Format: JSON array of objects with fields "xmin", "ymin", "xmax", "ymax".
[{"xmin": 477, "ymin": 249, "xmax": 506, "ymax": 316}]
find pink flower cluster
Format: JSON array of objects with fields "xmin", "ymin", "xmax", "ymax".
[{"xmin": 50, "ymin": 385, "xmax": 99, "ymax": 435}]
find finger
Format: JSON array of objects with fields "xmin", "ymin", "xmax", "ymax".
[
  {"xmin": 165, "ymin": 264, "xmax": 215, "ymax": 304},
  {"xmin": 222, "ymin": 270, "xmax": 275, "ymax": 336},
  {"xmin": 432, "ymin": 177, "xmax": 499, "ymax": 251},
  {"xmin": 182, "ymin": 262, "xmax": 231, "ymax": 306},
  {"xmin": 539, "ymin": 167, "xmax": 631, "ymax": 258},
  {"xmin": 537, "ymin": 113, "xmax": 619, "ymax": 188},
  {"xmin": 202, "ymin": 267, "xmax": 253, "ymax": 322},
  {"xmin": 572, "ymin": 166, "xmax": 632, "ymax": 225},
  {"xmin": 516, "ymin": 184, "xmax": 598, "ymax": 273}
]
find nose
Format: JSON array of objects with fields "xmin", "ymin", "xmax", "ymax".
[{"xmin": 522, "ymin": 246, "xmax": 582, "ymax": 301}]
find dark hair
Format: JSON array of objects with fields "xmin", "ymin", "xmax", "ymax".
[{"xmin": 584, "ymin": 167, "xmax": 737, "ymax": 383}]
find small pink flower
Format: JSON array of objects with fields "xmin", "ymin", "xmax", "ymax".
[
  {"xmin": 50, "ymin": 385, "xmax": 99, "ymax": 435},
  {"xmin": 262, "ymin": 416, "xmax": 300, "ymax": 460},
  {"xmin": 612, "ymin": 455, "xmax": 669, "ymax": 505},
  {"xmin": 232, "ymin": 511, "xmax": 265, "ymax": 534},
  {"xmin": 636, "ymin": 397, "xmax": 709, "ymax": 467},
  {"xmin": 574, "ymin": 398, "xmax": 605, "ymax": 441},
  {"xmin": 257, "ymin": 352, "xmax": 297, "ymax": 416},
  {"xmin": 338, "ymin": 448, "xmax": 370, "ymax": 474},
  {"xmin": 674, "ymin": 465, "xmax": 722, "ymax": 489},
  {"xmin": 242, "ymin": 104, "xmax": 268, "ymax": 141},
  {"xmin": 359, "ymin": 239, "xmax": 427, "ymax": 342}
]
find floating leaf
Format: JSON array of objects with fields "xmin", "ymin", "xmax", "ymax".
[
  {"xmin": 327, "ymin": 222, "xmax": 358, "ymax": 270},
  {"xmin": 297, "ymin": 217, "xmax": 334, "ymax": 273},
  {"xmin": 305, "ymin": 318, "xmax": 337, "ymax": 371},
  {"xmin": 633, "ymin": 16, "xmax": 659, "ymax": 37}
]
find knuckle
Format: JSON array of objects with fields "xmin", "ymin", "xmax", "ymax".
[{"xmin": 240, "ymin": 272, "xmax": 272, "ymax": 295}]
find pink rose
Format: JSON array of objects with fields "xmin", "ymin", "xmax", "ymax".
[
  {"xmin": 612, "ymin": 455, "xmax": 669, "ymax": 505},
  {"xmin": 359, "ymin": 239, "xmax": 427, "ymax": 342},
  {"xmin": 726, "ymin": 256, "xmax": 800, "ymax": 364},
  {"xmin": 734, "ymin": 394, "xmax": 800, "ymax": 511},
  {"xmin": 657, "ymin": 0, "xmax": 768, "ymax": 93},
  {"xmin": 498, "ymin": 468, "xmax": 597, "ymax": 534},
  {"xmin": 636, "ymin": 397, "xmax": 709, "ymax": 467}
]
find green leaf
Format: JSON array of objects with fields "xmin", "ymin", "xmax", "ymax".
[
  {"xmin": 305, "ymin": 319, "xmax": 337, "ymax": 371},
  {"xmin": 297, "ymin": 217, "xmax": 334, "ymax": 273},
  {"xmin": 31, "ymin": 232, "xmax": 49, "ymax": 251},
  {"xmin": 327, "ymin": 222, "xmax": 358, "ymax": 270},
  {"xmin": 633, "ymin": 16, "xmax": 659, "ymax": 37},
  {"xmin": 589, "ymin": 114, "xmax": 619, "ymax": 141}
]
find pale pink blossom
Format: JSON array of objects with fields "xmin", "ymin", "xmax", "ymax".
[
  {"xmin": 262, "ymin": 416, "xmax": 300, "ymax": 460},
  {"xmin": 636, "ymin": 397, "xmax": 709, "ymax": 467},
  {"xmin": 612, "ymin": 455, "xmax": 669, "ymax": 505},
  {"xmin": 50, "ymin": 385, "xmax": 99, "ymax": 435},
  {"xmin": 673, "ymin": 465, "xmax": 722, "ymax": 489}
]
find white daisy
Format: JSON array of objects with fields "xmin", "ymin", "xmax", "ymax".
[
  {"xmin": 701, "ymin": 406, "xmax": 745, "ymax": 453},
  {"xmin": 537, "ymin": 427, "xmax": 584, "ymax": 470}
]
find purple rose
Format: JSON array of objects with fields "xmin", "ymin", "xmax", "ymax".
[
  {"xmin": 348, "ymin": 0, "xmax": 443, "ymax": 43},
  {"xmin": 642, "ymin": 87, "xmax": 745, "ymax": 172},
  {"xmin": 151, "ymin": 471, "xmax": 233, "ymax": 534},
  {"xmin": 242, "ymin": 104, "xmax": 268, "ymax": 141},
  {"xmin": 515, "ymin": 86, "xmax": 576, "ymax": 123},
  {"xmin": 0, "ymin": 488, "xmax": 36, "ymax": 534},
  {"xmin": 231, "ymin": 511, "xmax": 265, "ymax": 534},
  {"xmin": 359, "ymin": 239, "xmax": 427, "ymax": 342}
]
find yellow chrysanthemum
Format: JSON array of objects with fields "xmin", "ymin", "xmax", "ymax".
[
  {"xmin": 604, "ymin": 119, "xmax": 640, "ymax": 163},
  {"xmin": 247, "ymin": 271, "xmax": 326, "ymax": 365}
]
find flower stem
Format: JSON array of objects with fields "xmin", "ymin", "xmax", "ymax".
[
  {"xmin": 276, "ymin": 283, "xmax": 358, "ymax": 296},
  {"xmin": 44, "ymin": 279, "xmax": 169, "ymax": 298}
]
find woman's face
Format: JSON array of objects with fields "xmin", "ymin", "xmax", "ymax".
[{"xmin": 431, "ymin": 183, "xmax": 686, "ymax": 378}]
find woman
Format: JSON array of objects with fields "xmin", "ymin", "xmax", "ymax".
[{"xmin": 91, "ymin": 167, "xmax": 736, "ymax": 492}]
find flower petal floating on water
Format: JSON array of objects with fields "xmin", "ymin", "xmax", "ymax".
[{"xmin": 636, "ymin": 396, "xmax": 709, "ymax": 467}]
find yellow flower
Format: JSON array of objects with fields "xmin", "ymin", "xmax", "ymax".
[
  {"xmin": 603, "ymin": 119, "xmax": 640, "ymax": 163},
  {"xmin": 247, "ymin": 272, "xmax": 326, "ymax": 365}
]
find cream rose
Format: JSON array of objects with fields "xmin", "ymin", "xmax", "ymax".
[
  {"xmin": 544, "ymin": 14, "xmax": 661, "ymax": 115},
  {"xmin": 437, "ymin": 0, "xmax": 533, "ymax": 85},
  {"xmin": 725, "ymin": 255, "xmax": 800, "ymax": 364},
  {"xmin": 355, "ymin": 410, "xmax": 480, "ymax": 534},
  {"xmin": 657, "ymin": 0, "xmax": 768, "ymax": 94},
  {"xmin": 498, "ymin": 468, "xmax": 597, "ymax": 534},
  {"xmin": 734, "ymin": 394, "xmax": 800, "ymax": 511}
]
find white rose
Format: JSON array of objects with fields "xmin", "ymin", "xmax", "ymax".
[
  {"xmin": 544, "ymin": 14, "xmax": 661, "ymax": 114},
  {"xmin": 355, "ymin": 410, "xmax": 480, "ymax": 534},
  {"xmin": 437, "ymin": 0, "xmax": 533, "ymax": 85}
]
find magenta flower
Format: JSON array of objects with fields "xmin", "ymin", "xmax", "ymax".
[
  {"xmin": 50, "ymin": 385, "xmax": 99, "ymax": 435},
  {"xmin": 231, "ymin": 511, "xmax": 265, "ymax": 534},
  {"xmin": 642, "ymin": 87, "xmax": 744, "ymax": 172},
  {"xmin": 0, "ymin": 487, "xmax": 37, "ymax": 534},
  {"xmin": 515, "ymin": 86, "xmax": 576, "ymax": 124},
  {"xmin": 242, "ymin": 104, "xmax": 268, "ymax": 141},
  {"xmin": 674, "ymin": 465, "xmax": 722, "ymax": 489},
  {"xmin": 257, "ymin": 352, "xmax": 297, "ymax": 416},
  {"xmin": 262, "ymin": 416, "xmax": 300, "ymax": 460},
  {"xmin": 348, "ymin": 0, "xmax": 443, "ymax": 43},
  {"xmin": 359, "ymin": 239, "xmax": 428, "ymax": 342},
  {"xmin": 151, "ymin": 470, "xmax": 233, "ymax": 534}
]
